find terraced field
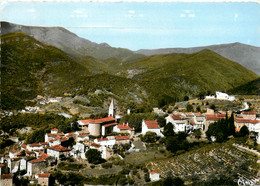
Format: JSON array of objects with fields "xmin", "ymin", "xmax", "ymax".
[{"xmin": 146, "ymin": 142, "xmax": 260, "ymax": 184}]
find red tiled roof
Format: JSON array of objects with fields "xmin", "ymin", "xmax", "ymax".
[
  {"xmin": 29, "ymin": 158, "xmax": 45, "ymax": 163},
  {"xmin": 217, "ymin": 113, "xmax": 226, "ymax": 117},
  {"xmin": 26, "ymin": 150, "xmax": 35, "ymax": 154},
  {"xmin": 38, "ymin": 173, "xmax": 50, "ymax": 178},
  {"xmin": 147, "ymin": 124, "xmax": 160, "ymax": 129},
  {"xmin": 51, "ymin": 128, "xmax": 58, "ymax": 131},
  {"xmin": 91, "ymin": 116, "xmax": 115, "ymax": 124},
  {"xmin": 1, "ymin": 174, "xmax": 13, "ymax": 179},
  {"xmin": 91, "ymin": 143, "xmax": 101, "ymax": 147},
  {"xmin": 206, "ymin": 114, "xmax": 224, "ymax": 121},
  {"xmin": 185, "ymin": 112, "xmax": 194, "ymax": 116},
  {"xmin": 49, "ymin": 145, "xmax": 70, "ymax": 152},
  {"xmin": 80, "ymin": 119, "xmax": 95, "ymax": 125},
  {"xmin": 150, "ymin": 171, "xmax": 158, "ymax": 174},
  {"xmin": 103, "ymin": 122, "xmax": 117, "ymax": 127},
  {"xmin": 60, "ymin": 137, "xmax": 69, "ymax": 142},
  {"xmin": 195, "ymin": 112, "xmax": 202, "ymax": 116},
  {"xmin": 190, "ymin": 121, "xmax": 196, "ymax": 125},
  {"xmin": 39, "ymin": 153, "xmax": 49, "ymax": 159},
  {"xmin": 117, "ymin": 124, "xmax": 134, "ymax": 130},
  {"xmin": 97, "ymin": 137, "xmax": 109, "ymax": 141},
  {"xmin": 236, "ymin": 115, "xmax": 243, "ymax": 118},
  {"xmin": 235, "ymin": 119, "xmax": 260, "ymax": 124},
  {"xmin": 41, "ymin": 142, "xmax": 49, "ymax": 145},
  {"xmin": 79, "ymin": 133, "xmax": 87, "ymax": 137},
  {"xmin": 170, "ymin": 115, "xmax": 182, "ymax": 120},
  {"xmin": 115, "ymin": 136, "xmax": 130, "ymax": 141},
  {"xmin": 22, "ymin": 144, "xmax": 27, "ymax": 148},
  {"xmin": 144, "ymin": 120, "xmax": 158, "ymax": 124},
  {"xmin": 29, "ymin": 143, "xmax": 42, "ymax": 147},
  {"xmin": 242, "ymin": 111, "xmax": 256, "ymax": 115}
]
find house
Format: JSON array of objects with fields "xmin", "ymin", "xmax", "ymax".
[
  {"xmin": 70, "ymin": 143, "xmax": 87, "ymax": 159},
  {"xmin": 149, "ymin": 171, "xmax": 160, "ymax": 182},
  {"xmin": 38, "ymin": 173, "xmax": 50, "ymax": 186},
  {"xmin": 44, "ymin": 132, "xmax": 64, "ymax": 143},
  {"xmin": 141, "ymin": 120, "xmax": 162, "ymax": 136},
  {"xmin": 47, "ymin": 145, "xmax": 71, "ymax": 160},
  {"xmin": 115, "ymin": 136, "xmax": 131, "ymax": 145},
  {"xmin": 76, "ymin": 133, "xmax": 89, "ymax": 142},
  {"xmin": 205, "ymin": 114, "xmax": 225, "ymax": 132},
  {"xmin": 94, "ymin": 136, "xmax": 115, "ymax": 147},
  {"xmin": 78, "ymin": 119, "xmax": 93, "ymax": 133},
  {"xmin": 235, "ymin": 119, "xmax": 260, "ymax": 133},
  {"xmin": 205, "ymin": 91, "xmax": 235, "ymax": 101},
  {"xmin": 113, "ymin": 123, "xmax": 134, "ymax": 137},
  {"xmin": 27, "ymin": 143, "xmax": 43, "ymax": 151},
  {"xmin": 165, "ymin": 115, "xmax": 188, "ymax": 133},
  {"xmin": 27, "ymin": 158, "xmax": 47, "ymax": 177},
  {"xmin": 88, "ymin": 116, "xmax": 116, "ymax": 136},
  {"xmin": 20, "ymin": 158, "xmax": 27, "ymax": 171},
  {"xmin": 241, "ymin": 111, "xmax": 256, "ymax": 120},
  {"xmin": 8, "ymin": 157, "xmax": 22, "ymax": 173},
  {"xmin": 89, "ymin": 143, "xmax": 101, "ymax": 150},
  {"xmin": 1, "ymin": 174, "xmax": 13, "ymax": 186}
]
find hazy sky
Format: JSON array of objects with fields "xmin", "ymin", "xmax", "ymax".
[{"xmin": 1, "ymin": 1, "xmax": 260, "ymax": 50}]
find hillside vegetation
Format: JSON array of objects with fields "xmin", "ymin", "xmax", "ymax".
[
  {"xmin": 1, "ymin": 32, "xmax": 258, "ymax": 110},
  {"xmin": 1, "ymin": 32, "xmax": 89, "ymax": 109},
  {"xmin": 126, "ymin": 50, "xmax": 258, "ymax": 104}
]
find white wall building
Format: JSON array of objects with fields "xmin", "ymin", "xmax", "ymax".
[
  {"xmin": 149, "ymin": 171, "xmax": 160, "ymax": 182},
  {"xmin": 165, "ymin": 115, "xmax": 188, "ymax": 133},
  {"xmin": 205, "ymin": 91, "xmax": 235, "ymax": 101},
  {"xmin": 141, "ymin": 120, "xmax": 162, "ymax": 136}
]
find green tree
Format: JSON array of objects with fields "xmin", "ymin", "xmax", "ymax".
[
  {"xmin": 186, "ymin": 104, "xmax": 193, "ymax": 112},
  {"xmin": 162, "ymin": 177, "xmax": 184, "ymax": 186},
  {"xmin": 141, "ymin": 131, "xmax": 158, "ymax": 143},
  {"xmin": 85, "ymin": 149, "xmax": 103, "ymax": 164},
  {"xmin": 157, "ymin": 116, "xmax": 166, "ymax": 128},
  {"xmin": 194, "ymin": 129, "xmax": 202, "ymax": 139},
  {"xmin": 238, "ymin": 126, "xmax": 249, "ymax": 137},
  {"xmin": 163, "ymin": 123, "xmax": 175, "ymax": 137}
]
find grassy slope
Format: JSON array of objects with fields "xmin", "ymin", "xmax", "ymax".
[
  {"xmin": 127, "ymin": 50, "xmax": 258, "ymax": 102},
  {"xmin": 230, "ymin": 77, "xmax": 260, "ymax": 95}
]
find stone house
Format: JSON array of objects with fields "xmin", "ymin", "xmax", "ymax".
[
  {"xmin": 38, "ymin": 173, "xmax": 50, "ymax": 186},
  {"xmin": 0, "ymin": 174, "xmax": 13, "ymax": 186},
  {"xmin": 27, "ymin": 158, "xmax": 47, "ymax": 177}
]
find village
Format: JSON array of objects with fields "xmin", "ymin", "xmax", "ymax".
[{"xmin": 1, "ymin": 91, "xmax": 260, "ymax": 185}]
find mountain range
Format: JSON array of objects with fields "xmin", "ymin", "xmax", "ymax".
[
  {"xmin": 136, "ymin": 43, "xmax": 260, "ymax": 75},
  {"xmin": 1, "ymin": 22, "xmax": 259, "ymax": 111},
  {"xmin": 1, "ymin": 21, "xmax": 260, "ymax": 75}
]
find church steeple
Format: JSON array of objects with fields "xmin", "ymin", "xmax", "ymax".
[{"xmin": 108, "ymin": 99, "xmax": 114, "ymax": 117}]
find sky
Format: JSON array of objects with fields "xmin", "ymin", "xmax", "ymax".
[{"xmin": 1, "ymin": 1, "xmax": 260, "ymax": 50}]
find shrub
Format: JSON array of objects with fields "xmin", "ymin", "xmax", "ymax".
[{"xmin": 102, "ymin": 162, "xmax": 113, "ymax": 169}]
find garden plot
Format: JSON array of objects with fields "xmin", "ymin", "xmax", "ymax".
[{"xmin": 146, "ymin": 143, "xmax": 259, "ymax": 183}]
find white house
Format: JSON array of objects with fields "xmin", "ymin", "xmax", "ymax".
[
  {"xmin": 70, "ymin": 143, "xmax": 86, "ymax": 159},
  {"xmin": 141, "ymin": 120, "xmax": 162, "ymax": 136},
  {"xmin": 149, "ymin": 171, "xmax": 160, "ymax": 182},
  {"xmin": 27, "ymin": 143, "xmax": 44, "ymax": 151},
  {"xmin": 94, "ymin": 136, "xmax": 116, "ymax": 147},
  {"xmin": 165, "ymin": 115, "xmax": 188, "ymax": 133},
  {"xmin": 47, "ymin": 145, "xmax": 71, "ymax": 160},
  {"xmin": 113, "ymin": 123, "xmax": 134, "ymax": 137},
  {"xmin": 205, "ymin": 91, "xmax": 235, "ymax": 101}
]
